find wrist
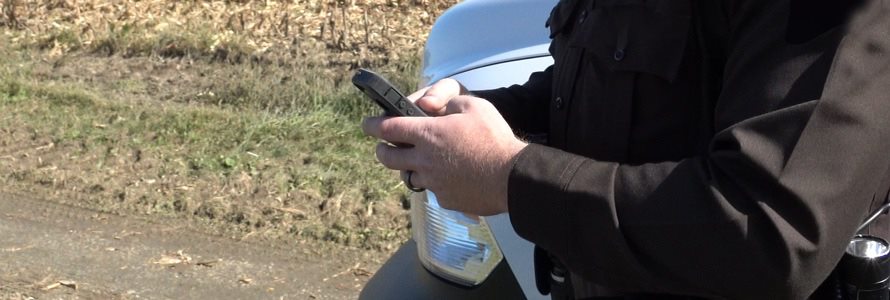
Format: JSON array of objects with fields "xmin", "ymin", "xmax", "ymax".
[{"xmin": 497, "ymin": 139, "xmax": 528, "ymax": 214}]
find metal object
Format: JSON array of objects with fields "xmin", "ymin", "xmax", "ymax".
[
  {"xmin": 847, "ymin": 236, "xmax": 890, "ymax": 259},
  {"xmin": 403, "ymin": 170, "xmax": 425, "ymax": 192},
  {"xmin": 856, "ymin": 202, "xmax": 890, "ymax": 233},
  {"xmin": 840, "ymin": 235, "xmax": 890, "ymax": 300},
  {"xmin": 842, "ymin": 198, "xmax": 890, "ymax": 300}
]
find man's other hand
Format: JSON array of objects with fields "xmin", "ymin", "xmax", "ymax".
[{"xmin": 362, "ymin": 96, "xmax": 527, "ymax": 216}]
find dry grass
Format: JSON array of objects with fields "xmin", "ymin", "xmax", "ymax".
[
  {"xmin": 1, "ymin": 0, "xmax": 454, "ymax": 67},
  {"xmin": 0, "ymin": 0, "xmax": 459, "ymax": 250},
  {"xmin": 0, "ymin": 47, "xmax": 415, "ymax": 250}
]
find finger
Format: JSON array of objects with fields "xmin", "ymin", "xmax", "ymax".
[
  {"xmin": 362, "ymin": 116, "xmax": 385, "ymax": 138},
  {"xmin": 376, "ymin": 142, "xmax": 421, "ymax": 171},
  {"xmin": 415, "ymin": 96, "xmax": 448, "ymax": 116},
  {"xmin": 407, "ymin": 85, "xmax": 445, "ymax": 116},
  {"xmin": 362, "ymin": 116, "xmax": 430, "ymax": 144},
  {"xmin": 415, "ymin": 79, "xmax": 462, "ymax": 116}
]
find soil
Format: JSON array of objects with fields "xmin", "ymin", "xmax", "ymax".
[
  {"xmin": 0, "ymin": 52, "xmax": 404, "ymax": 298},
  {"xmin": 0, "ymin": 191, "xmax": 383, "ymax": 299},
  {"xmin": 0, "ymin": 0, "xmax": 458, "ymax": 295},
  {"xmin": 3, "ymin": 50, "xmax": 411, "ymax": 250}
]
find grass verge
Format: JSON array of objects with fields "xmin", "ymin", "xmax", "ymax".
[{"xmin": 0, "ymin": 42, "xmax": 419, "ymax": 250}]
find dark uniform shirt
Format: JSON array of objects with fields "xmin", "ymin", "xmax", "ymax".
[{"xmin": 473, "ymin": 0, "xmax": 890, "ymax": 298}]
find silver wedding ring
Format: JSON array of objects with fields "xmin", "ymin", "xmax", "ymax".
[{"xmin": 404, "ymin": 170, "xmax": 425, "ymax": 192}]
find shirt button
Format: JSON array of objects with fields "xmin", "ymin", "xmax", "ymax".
[
  {"xmin": 554, "ymin": 97, "xmax": 564, "ymax": 109},
  {"xmin": 578, "ymin": 10, "xmax": 588, "ymax": 24},
  {"xmin": 613, "ymin": 49, "xmax": 625, "ymax": 61}
]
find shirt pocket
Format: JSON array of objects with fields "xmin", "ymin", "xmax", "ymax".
[{"xmin": 570, "ymin": 0, "xmax": 692, "ymax": 83}]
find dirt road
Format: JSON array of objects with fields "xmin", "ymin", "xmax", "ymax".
[{"xmin": 0, "ymin": 192, "xmax": 381, "ymax": 299}]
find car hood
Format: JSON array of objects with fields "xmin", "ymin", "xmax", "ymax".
[{"xmin": 421, "ymin": 0, "xmax": 558, "ymax": 85}]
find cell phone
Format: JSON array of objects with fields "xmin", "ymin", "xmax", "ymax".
[{"xmin": 352, "ymin": 68, "xmax": 428, "ymax": 117}]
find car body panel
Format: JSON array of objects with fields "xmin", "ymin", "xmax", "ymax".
[
  {"xmin": 363, "ymin": 0, "xmax": 558, "ymax": 298},
  {"xmin": 448, "ymin": 55, "xmax": 554, "ymax": 90},
  {"xmin": 420, "ymin": 1, "xmax": 557, "ymax": 298},
  {"xmin": 484, "ymin": 213, "xmax": 550, "ymax": 300},
  {"xmin": 358, "ymin": 240, "xmax": 526, "ymax": 300},
  {"xmin": 420, "ymin": 0, "xmax": 557, "ymax": 86},
  {"xmin": 450, "ymin": 57, "xmax": 554, "ymax": 300}
]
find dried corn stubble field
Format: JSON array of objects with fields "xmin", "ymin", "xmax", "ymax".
[
  {"xmin": 2, "ymin": 0, "xmax": 451, "ymax": 66},
  {"xmin": 0, "ymin": 0, "xmax": 458, "ymax": 254}
]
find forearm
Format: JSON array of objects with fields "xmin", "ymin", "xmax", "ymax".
[
  {"xmin": 509, "ymin": 103, "xmax": 888, "ymax": 298},
  {"xmin": 509, "ymin": 40, "xmax": 890, "ymax": 297}
]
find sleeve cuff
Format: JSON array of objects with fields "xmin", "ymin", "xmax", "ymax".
[{"xmin": 507, "ymin": 143, "xmax": 586, "ymax": 257}]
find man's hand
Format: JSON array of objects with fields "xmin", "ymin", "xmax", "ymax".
[{"xmin": 362, "ymin": 95, "xmax": 527, "ymax": 216}]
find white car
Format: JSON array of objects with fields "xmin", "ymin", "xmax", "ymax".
[
  {"xmin": 359, "ymin": 1, "xmax": 890, "ymax": 299},
  {"xmin": 361, "ymin": 0, "xmax": 557, "ymax": 298}
]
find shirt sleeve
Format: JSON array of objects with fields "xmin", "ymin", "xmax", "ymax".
[
  {"xmin": 506, "ymin": 1, "xmax": 890, "ymax": 299},
  {"xmin": 471, "ymin": 65, "xmax": 553, "ymax": 135}
]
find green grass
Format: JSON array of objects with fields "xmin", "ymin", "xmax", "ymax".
[
  {"xmin": 0, "ymin": 73, "xmax": 405, "ymax": 200},
  {"xmin": 0, "ymin": 41, "xmax": 419, "ymax": 249},
  {"xmin": 0, "ymin": 0, "xmax": 444, "ymax": 250}
]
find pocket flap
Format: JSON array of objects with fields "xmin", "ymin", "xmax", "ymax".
[{"xmin": 570, "ymin": 3, "xmax": 691, "ymax": 82}]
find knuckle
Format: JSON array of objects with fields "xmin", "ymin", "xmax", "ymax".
[
  {"xmin": 430, "ymin": 79, "xmax": 457, "ymax": 96},
  {"xmin": 435, "ymin": 78, "xmax": 452, "ymax": 87},
  {"xmin": 440, "ymin": 78, "xmax": 458, "ymax": 89},
  {"xmin": 418, "ymin": 123, "xmax": 436, "ymax": 144}
]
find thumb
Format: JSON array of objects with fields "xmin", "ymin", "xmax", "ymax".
[
  {"xmin": 406, "ymin": 86, "xmax": 431, "ymax": 102},
  {"xmin": 412, "ymin": 78, "xmax": 464, "ymax": 116}
]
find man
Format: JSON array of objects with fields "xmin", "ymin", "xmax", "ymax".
[{"xmin": 363, "ymin": 0, "xmax": 889, "ymax": 298}]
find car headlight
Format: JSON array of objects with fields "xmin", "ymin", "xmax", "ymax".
[{"xmin": 411, "ymin": 190, "xmax": 504, "ymax": 286}]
